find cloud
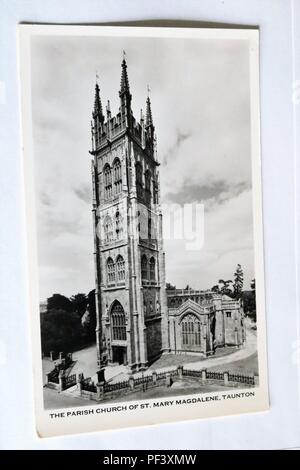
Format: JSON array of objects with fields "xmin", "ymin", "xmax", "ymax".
[
  {"xmin": 162, "ymin": 129, "xmax": 191, "ymax": 166},
  {"xmin": 73, "ymin": 184, "xmax": 92, "ymax": 204},
  {"xmin": 164, "ymin": 180, "xmax": 250, "ymax": 206},
  {"xmin": 31, "ymin": 34, "xmax": 255, "ymax": 299}
]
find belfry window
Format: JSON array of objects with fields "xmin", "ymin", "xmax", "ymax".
[
  {"xmin": 104, "ymin": 215, "xmax": 113, "ymax": 243},
  {"xmin": 136, "ymin": 163, "xmax": 143, "ymax": 199},
  {"xmin": 115, "ymin": 211, "xmax": 123, "ymax": 239},
  {"xmin": 149, "ymin": 257, "xmax": 156, "ymax": 281},
  {"xmin": 181, "ymin": 314, "xmax": 201, "ymax": 347},
  {"xmin": 104, "ymin": 164, "xmax": 112, "ymax": 199},
  {"xmin": 145, "ymin": 170, "xmax": 151, "ymax": 204},
  {"xmin": 148, "ymin": 211, "xmax": 152, "ymax": 239},
  {"xmin": 107, "ymin": 257, "xmax": 115, "ymax": 285},
  {"xmin": 116, "ymin": 255, "xmax": 125, "ymax": 284},
  {"xmin": 113, "ymin": 159, "xmax": 122, "ymax": 194},
  {"xmin": 111, "ymin": 301, "xmax": 126, "ymax": 341},
  {"xmin": 141, "ymin": 254, "xmax": 148, "ymax": 281}
]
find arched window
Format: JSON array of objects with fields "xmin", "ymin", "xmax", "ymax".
[
  {"xmin": 144, "ymin": 170, "xmax": 151, "ymax": 204},
  {"xmin": 141, "ymin": 254, "xmax": 148, "ymax": 281},
  {"xmin": 152, "ymin": 180, "xmax": 157, "ymax": 204},
  {"xmin": 115, "ymin": 211, "xmax": 123, "ymax": 240},
  {"xmin": 149, "ymin": 257, "xmax": 156, "ymax": 281},
  {"xmin": 111, "ymin": 301, "xmax": 126, "ymax": 341},
  {"xmin": 104, "ymin": 215, "xmax": 113, "ymax": 242},
  {"xmin": 113, "ymin": 158, "xmax": 122, "ymax": 194},
  {"xmin": 107, "ymin": 257, "xmax": 115, "ymax": 285},
  {"xmin": 116, "ymin": 255, "xmax": 125, "ymax": 284},
  {"xmin": 148, "ymin": 211, "xmax": 152, "ymax": 239},
  {"xmin": 181, "ymin": 314, "xmax": 201, "ymax": 347},
  {"xmin": 136, "ymin": 162, "xmax": 143, "ymax": 199},
  {"xmin": 104, "ymin": 164, "xmax": 112, "ymax": 199}
]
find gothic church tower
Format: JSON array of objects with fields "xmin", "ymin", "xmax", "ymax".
[{"xmin": 90, "ymin": 56, "xmax": 168, "ymax": 371}]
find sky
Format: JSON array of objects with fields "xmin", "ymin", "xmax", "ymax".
[{"xmin": 31, "ymin": 33, "xmax": 254, "ymax": 301}]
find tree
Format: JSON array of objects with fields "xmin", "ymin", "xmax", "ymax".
[
  {"xmin": 166, "ymin": 282, "xmax": 176, "ymax": 290},
  {"xmin": 211, "ymin": 285, "xmax": 220, "ymax": 293},
  {"xmin": 233, "ymin": 264, "xmax": 244, "ymax": 299},
  {"xmin": 218, "ymin": 279, "xmax": 233, "ymax": 296},
  {"xmin": 47, "ymin": 294, "xmax": 73, "ymax": 313},
  {"xmin": 70, "ymin": 293, "xmax": 88, "ymax": 316},
  {"xmin": 41, "ymin": 308, "xmax": 86, "ymax": 354},
  {"xmin": 251, "ymin": 278, "xmax": 256, "ymax": 293}
]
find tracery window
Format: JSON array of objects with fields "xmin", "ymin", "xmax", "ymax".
[
  {"xmin": 181, "ymin": 314, "xmax": 201, "ymax": 347},
  {"xmin": 113, "ymin": 158, "xmax": 122, "ymax": 194},
  {"xmin": 115, "ymin": 211, "xmax": 123, "ymax": 239},
  {"xmin": 116, "ymin": 255, "xmax": 125, "ymax": 284},
  {"xmin": 104, "ymin": 164, "xmax": 112, "ymax": 199},
  {"xmin": 148, "ymin": 211, "xmax": 152, "ymax": 239},
  {"xmin": 111, "ymin": 301, "xmax": 126, "ymax": 341},
  {"xmin": 149, "ymin": 257, "xmax": 156, "ymax": 281},
  {"xmin": 145, "ymin": 170, "xmax": 151, "ymax": 205},
  {"xmin": 104, "ymin": 215, "xmax": 113, "ymax": 243},
  {"xmin": 141, "ymin": 254, "xmax": 148, "ymax": 281},
  {"xmin": 136, "ymin": 162, "xmax": 143, "ymax": 199},
  {"xmin": 107, "ymin": 257, "xmax": 116, "ymax": 285}
]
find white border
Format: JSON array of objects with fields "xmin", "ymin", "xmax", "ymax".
[{"xmin": 18, "ymin": 24, "xmax": 269, "ymax": 438}]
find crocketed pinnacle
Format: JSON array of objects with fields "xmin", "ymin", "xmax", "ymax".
[
  {"xmin": 119, "ymin": 57, "xmax": 130, "ymax": 96},
  {"xmin": 93, "ymin": 82, "xmax": 104, "ymax": 122},
  {"xmin": 145, "ymin": 95, "xmax": 153, "ymax": 128}
]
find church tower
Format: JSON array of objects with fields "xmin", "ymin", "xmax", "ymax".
[{"xmin": 90, "ymin": 56, "xmax": 168, "ymax": 371}]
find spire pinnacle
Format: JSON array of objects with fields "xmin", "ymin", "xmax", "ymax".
[
  {"xmin": 119, "ymin": 52, "xmax": 130, "ymax": 96},
  {"xmin": 93, "ymin": 79, "xmax": 104, "ymax": 123},
  {"xmin": 145, "ymin": 94, "xmax": 153, "ymax": 128}
]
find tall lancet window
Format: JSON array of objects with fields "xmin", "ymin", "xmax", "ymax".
[
  {"xmin": 111, "ymin": 301, "xmax": 126, "ymax": 341},
  {"xmin": 104, "ymin": 215, "xmax": 113, "ymax": 243},
  {"xmin": 145, "ymin": 170, "xmax": 151, "ymax": 205},
  {"xmin": 113, "ymin": 158, "xmax": 122, "ymax": 194},
  {"xmin": 115, "ymin": 210, "xmax": 123, "ymax": 240},
  {"xmin": 149, "ymin": 257, "xmax": 156, "ymax": 282},
  {"xmin": 116, "ymin": 255, "xmax": 125, "ymax": 284},
  {"xmin": 136, "ymin": 162, "xmax": 143, "ymax": 199},
  {"xmin": 104, "ymin": 164, "xmax": 112, "ymax": 199},
  {"xmin": 141, "ymin": 254, "xmax": 148, "ymax": 282},
  {"xmin": 107, "ymin": 257, "xmax": 116, "ymax": 285}
]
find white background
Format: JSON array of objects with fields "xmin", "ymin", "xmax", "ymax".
[{"xmin": 0, "ymin": 0, "xmax": 299, "ymax": 450}]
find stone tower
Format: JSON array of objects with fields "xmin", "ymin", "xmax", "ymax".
[{"xmin": 90, "ymin": 56, "xmax": 168, "ymax": 372}]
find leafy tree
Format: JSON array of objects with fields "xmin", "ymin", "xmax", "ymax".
[
  {"xmin": 233, "ymin": 264, "xmax": 244, "ymax": 299},
  {"xmin": 166, "ymin": 282, "xmax": 176, "ymax": 290},
  {"xmin": 70, "ymin": 293, "xmax": 88, "ymax": 316},
  {"xmin": 251, "ymin": 278, "xmax": 256, "ymax": 293},
  {"xmin": 41, "ymin": 309, "xmax": 86, "ymax": 354},
  {"xmin": 211, "ymin": 285, "xmax": 220, "ymax": 293},
  {"xmin": 47, "ymin": 294, "xmax": 73, "ymax": 313},
  {"xmin": 218, "ymin": 279, "xmax": 233, "ymax": 296}
]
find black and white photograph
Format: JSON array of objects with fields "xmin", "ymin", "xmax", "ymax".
[{"xmin": 19, "ymin": 25, "xmax": 268, "ymax": 437}]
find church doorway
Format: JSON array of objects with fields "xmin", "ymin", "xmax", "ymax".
[{"xmin": 112, "ymin": 346, "xmax": 127, "ymax": 365}]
